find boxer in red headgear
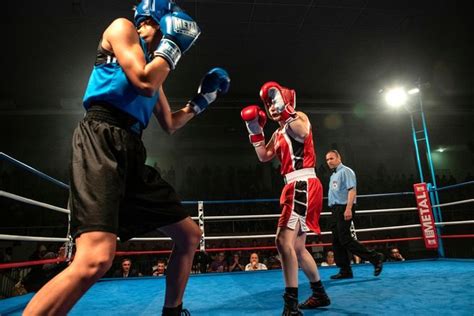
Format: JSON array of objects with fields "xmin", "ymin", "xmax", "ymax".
[{"xmin": 241, "ymin": 81, "xmax": 330, "ymax": 315}]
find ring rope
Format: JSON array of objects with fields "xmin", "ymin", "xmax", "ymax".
[
  {"xmin": 0, "ymin": 258, "xmax": 67, "ymax": 270},
  {"xmin": 2, "ymin": 153, "xmax": 472, "ymax": 279},
  {"xmin": 0, "ymin": 152, "xmax": 69, "ymax": 189},
  {"xmin": 0, "ymin": 234, "xmax": 68, "ymax": 242},
  {"xmin": 2, "ymin": 190, "xmax": 470, "ymax": 222},
  {"xmin": 1, "ymin": 234, "xmax": 473, "ymax": 271},
  {"xmin": 0, "ymin": 190, "xmax": 70, "ymax": 214},
  {"xmin": 437, "ymin": 220, "xmax": 474, "ymax": 226},
  {"xmin": 2, "ymin": 152, "xmax": 473, "ymax": 201},
  {"xmin": 1, "ymin": 154, "xmax": 473, "ymax": 263},
  {"xmin": 432, "ymin": 199, "xmax": 474, "ymax": 208},
  {"xmin": 432, "ymin": 180, "xmax": 474, "ymax": 192},
  {"xmin": 131, "ymin": 219, "xmax": 474, "ymax": 241},
  {"xmin": 1, "ymin": 219, "xmax": 473, "ymax": 243}
]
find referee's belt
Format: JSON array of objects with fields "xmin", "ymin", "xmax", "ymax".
[
  {"xmin": 329, "ymin": 204, "xmax": 356, "ymax": 209},
  {"xmin": 86, "ymin": 102, "xmax": 143, "ymax": 136},
  {"xmin": 284, "ymin": 168, "xmax": 316, "ymax": 184},
  {"xmin": 329, "ymin": 204, "xmax": 347, "ymax": 208}
]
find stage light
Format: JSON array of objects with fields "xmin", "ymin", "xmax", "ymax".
[{"xmin": 384, "ymin": 87, "xmax": 407, "ymax": 108}]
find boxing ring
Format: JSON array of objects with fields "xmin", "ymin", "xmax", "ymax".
[{"xmin": 1, "ymin": 152, "xmax": 474, "ymax": 315}]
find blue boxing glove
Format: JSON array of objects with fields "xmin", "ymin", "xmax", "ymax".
[
  {"xmin": 188, "ymin": 68, "xmax": 231, "ymax": 115},
  {"xmin": 154, "ymin": 11, "xmax": 201, "ymax": 69}
]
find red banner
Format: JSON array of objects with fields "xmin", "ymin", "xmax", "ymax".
[{"xmin": 413, "ymin": 183, "xmax": 438, "ymax": 249}]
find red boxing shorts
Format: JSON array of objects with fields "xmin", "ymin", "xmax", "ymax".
[{"xmin": 278, "ymin": 169, "xmax": 323, "ymax": 233}]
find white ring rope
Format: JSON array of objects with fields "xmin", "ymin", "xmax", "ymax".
[
  {"xmin": 0, "ymin": 234, "xmax": 68, "ymax": 242},
  {"xmin": 126, "ymin": 237, "xmax": 171, "ymax": 241},
  {"xmin": 354, "ymin": 224, "xmax": 422, "ymax": 232},
  {"xmin": 0, "ymin": 190, "xmax": 70, "ymax": 214},
  {"xmin": 1, "ymin": 193, "xmax": 472, "ymax": 221},
  {"xmin": 1, "ymin": 220, "xmax": 473, "ymax": 243},
  {"xmin": 355, "ymin": 207, "xmax": 418, "ymax": 214},
  {"xmin": 433, "ymin": 199, "xmax": 474, "ymax": 208},
  {"xmin": 0, "ymin": 186, "xmax": 472, "ymax": 242},
  {"xmin": 204, "ymin": 208, "xmax": 420, "ymax": 220},
  {"xmin": 202, "ymin": 199, "xmax": 474, "ymax": 221},
  {"xmin": 204, "ymin": 214, "xmax": 280, "ymax": 220}
]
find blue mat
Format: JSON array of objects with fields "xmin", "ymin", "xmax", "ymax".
[{"xmin": 1, "ymin": 259, "xmax": 473, "ymax": 315}]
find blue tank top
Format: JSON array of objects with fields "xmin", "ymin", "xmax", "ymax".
[{"xmin": 83, "ymin": 38, "xmax": 158, "ymax": 128}]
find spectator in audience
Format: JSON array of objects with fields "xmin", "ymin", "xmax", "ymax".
[
  {"xmin": 152, "ymin": 259, "xmax": 167, "ymax": 276},
  {"xmin": 245, "ymin": 252, "xmax": 268, "ymax": 271},
  {"xmin": 194, "ymin": 251, "xmax": 210, "ymax": 274},
  {"xmin": 384, "ymin": 234, "xmax": 396, "ymax": 250},
  {"xmin": 229, "ymin": 253, "xmax": 245, "ymax": 272},
  {"xmin": 268, "ymin": 256, "xmax": 282, "ymax": 270},
  {"xmin": 21, "ymin": 244, "xmax": 69, "ymax": 293},
  {"xmin": 321, "ymin": 251, "xmax": 336, "ymax": 266},
  {"xmin": 3, "ymin": 247, "xmax": 12, "ymax": 263},
  {"xmin": 387, "ymin": 248, "xmax": 405, "ymax": 262},
  {"xmin": 209, "ymin": 252, "xmax": 228, "ymax": 273},
  {"xmin": 311, "ymin": 241, "xmax": 324, "ymax": 264},
  {"xmin": 29, "ymin": 244, "xmax": 48, "ymax": 261},
  {"xmin": 113, "ymin": 258, "xmax": 139, "ymax": 278}
]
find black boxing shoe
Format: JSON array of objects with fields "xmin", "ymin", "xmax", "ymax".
[
  {"xmin": 282, "ymin": 293, "xmax": 303, "ymax": 316},
  {"xmin": 372, "ymin": 253, "xmax": 384, "ymax": 276},
  {"xmin": 299, "ymin": 292, "xmax": 331, "ymax": 309},
  {"xmin": 162, "ymin": 303, "xmax": 190, "ymax": 316},
  {"xmin": 330, "ymin": 270, "xmax": 353, "ymax": 280}
]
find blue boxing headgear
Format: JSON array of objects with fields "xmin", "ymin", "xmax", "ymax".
[{"xmin": 134, "ymin": 0, "xmax": 176, "ymax": 27}]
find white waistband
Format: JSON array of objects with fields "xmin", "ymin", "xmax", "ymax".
[{"xmin": 284, "ymin": 168, "xmax": 316, "ymax": 184}]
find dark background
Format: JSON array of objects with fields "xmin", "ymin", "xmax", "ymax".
[
  {"xmin": 1, "ymin": 0, "xmax": 473, "ymax": 182},
  {"xmin": 0, "ymin": 1, "xmax": 473, "ymax": 265}
]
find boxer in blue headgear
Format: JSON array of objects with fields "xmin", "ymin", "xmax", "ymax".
[
  {"xmin": 134, "ymin": 0, "xmax": 176, "ymax": 27},
  {"xmin": 23, "ymin": 1, "xmax": 230, "ymax": 316}
]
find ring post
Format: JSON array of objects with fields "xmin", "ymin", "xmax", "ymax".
[
  {"xmin": 428, "ymin": 183, "xmax": 445, "ymax": 257},
  {"xmin": 198, "ymin": 201, "xmax": 205, "ymax": 252}
]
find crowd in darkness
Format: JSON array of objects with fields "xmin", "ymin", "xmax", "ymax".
[
  {"xmin": 1, "ymin": 160, "xmax": 473, "ymax": 297},
  {"xmin": 152, "ymin": 162, "xmax": 472, "ymax": 202},
  {"xmin": 1, "ymin": 159, "xmax": 472, "ymax": 242}
]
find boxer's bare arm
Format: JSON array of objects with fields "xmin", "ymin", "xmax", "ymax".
[
  {"xmin": 153, "ymin": 87, "xmax": 195, "ymax": 135},
  {"xmin": 103, "ymin": 18, "xmax": 170, "ymax": 96},
  {"xmin": 286, "ymin": 112, "xmax": 310, "ymax": 140}
]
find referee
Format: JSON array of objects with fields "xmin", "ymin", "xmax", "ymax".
[{"xmin": 325, "ymin": 150, "xmax": 384, "ymax": 279}]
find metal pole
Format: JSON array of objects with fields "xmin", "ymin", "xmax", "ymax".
[
  {"xmin": 409, "ymin": 113, "xmax": 425, "ymax": 183},
  {"xmin": 418, "ymin": 93, "xmax": 445, "ymax": 257}
]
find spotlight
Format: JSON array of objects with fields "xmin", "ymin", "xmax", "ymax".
[{"xmin": 385, "ymin": 87, "xmax": 407, "ymax": 108}]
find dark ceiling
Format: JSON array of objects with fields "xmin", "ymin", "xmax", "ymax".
[{"xmin": 1, "ymin": 0, "xmax": 473, "ymax": 113}]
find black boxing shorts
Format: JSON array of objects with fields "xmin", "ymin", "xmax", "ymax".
[{"xmin": 68, "ymin": 104, "xmax": 188, "ymax": 241}]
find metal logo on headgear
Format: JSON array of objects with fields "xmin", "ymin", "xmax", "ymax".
[{"xmin": 134, "ymin": 0, "xmax": 175, "ymax": 27}]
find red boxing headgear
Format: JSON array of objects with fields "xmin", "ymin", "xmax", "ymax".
[{"xmin": 259, "ymin": 81, "xmax": 296, "ymax": 120}]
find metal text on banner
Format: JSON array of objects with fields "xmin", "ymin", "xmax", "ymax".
[{"xmin": 413, "ymin": 183, "xmax": 438, "ymax": 249}]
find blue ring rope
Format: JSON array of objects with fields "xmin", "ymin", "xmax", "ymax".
[
  {"xmin": 0, "ymin": 152, "xmax": 69, "ymax": 190},
  {"xmin": 2, "ymin": 152, "xmax": 473, "ymax": 205}
]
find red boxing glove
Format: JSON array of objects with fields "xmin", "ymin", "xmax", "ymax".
[
  {"xmin": 241, "ymin": 105, "xmax": 267, "ymax": 146},
  {"xmin": 259, "ymin": 81, "xmax": 296, "ymax": 123}
]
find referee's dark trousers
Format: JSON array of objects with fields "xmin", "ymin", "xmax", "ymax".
[{"xmin": 330, "ymin": 204, "xmax": 378, "ymax": 272}]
